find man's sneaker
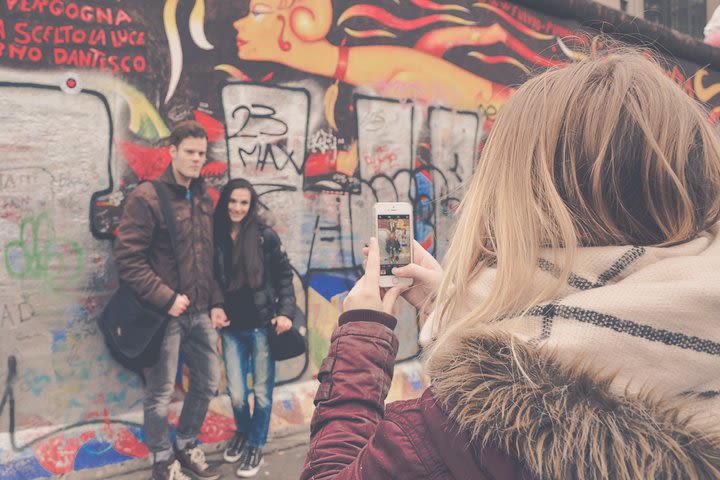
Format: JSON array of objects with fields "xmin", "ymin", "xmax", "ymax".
[
  {"xmin": 174, "ymin": 443, "xmax": 220, "ymax": 480},
  {"xmin": 151, "ymin": 459, "xmax": 192, "ymax": 480},
  {"xmin": 223, "ymin": 432, "xmax": 248, "ymax": 463},
  {"xmin": 236, "ymin": 447, "xmax": 263, "ymax": 478}
]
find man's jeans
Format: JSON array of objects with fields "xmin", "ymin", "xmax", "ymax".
[
  {"xmin": 143, "ymin": 312, "xmax": 219, "ymax": 461},
  {"xmin": 221, "ymin": 327, "xmax": 275, "ymax": 448}
]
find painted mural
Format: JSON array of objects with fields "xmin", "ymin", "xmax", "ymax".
[{"xmin": 1, "ymin": 0, "xmax": 720, "ymax": 477}]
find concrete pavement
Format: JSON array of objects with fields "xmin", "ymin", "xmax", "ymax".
[{"xmin": 60, "ymin": 426, "xmax": 310, "ymax": 480}]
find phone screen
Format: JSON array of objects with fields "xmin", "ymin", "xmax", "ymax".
[{"xmin": 377, "ymin": 214, "xmax": 412, "ymax": 275}]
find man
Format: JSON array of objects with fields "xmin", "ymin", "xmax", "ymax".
[{"xmin": 114, "ymin": 120, "xmax": 229, "ymax": 480}]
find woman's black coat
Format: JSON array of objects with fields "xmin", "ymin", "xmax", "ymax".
[{"xmin": 215, "ymin": 223, "xmax": 296, "ymax": 325}]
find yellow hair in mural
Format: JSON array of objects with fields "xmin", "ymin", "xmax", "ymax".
[
  {"xmin": 87, "ymin": 78, "xmax": 170, "ymax": 140},
  {"xmin": 164, "ymin": 0, "xmax": 215, "ymax": 103}
]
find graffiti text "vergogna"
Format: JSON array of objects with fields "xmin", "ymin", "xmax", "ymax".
[{"xmin": 5, "ymin": 1, "xmax": 134, "ymax": 26}]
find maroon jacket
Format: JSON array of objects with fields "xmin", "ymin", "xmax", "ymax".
[{"xmin": 302, "ymin": 310, "xmax": 720, "ymax": 480}]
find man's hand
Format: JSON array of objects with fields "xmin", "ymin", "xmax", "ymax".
[
  {"xmin": 211, "ymin": 307, "xmax": 230, "ymax": 329},
  {"xmin": 271, "ymin": 315, "xmax": 293, "ymax": 335},
  {"xmin": 344, "ymin": 237, "xmax": 404, "ymax": 315},
  {"xmin": 168, "ymin": 294, "xmax": 190, "ymax": 317}
]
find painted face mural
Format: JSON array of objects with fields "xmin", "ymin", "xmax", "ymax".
[
  {"xmin": 2, "ymin": 0, "xmax": 720, "ymax": 478},
  {"xmin": 230, "ymin": 0, "xmax": 518, "ymax": 110},
  {"xmin": 232, "ymin": 0, "xmax": 333, "ymax": 62}
]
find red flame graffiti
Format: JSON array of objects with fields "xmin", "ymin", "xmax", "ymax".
[
  {"xmin": 120, "ymin": 142, "xmax": 172, "ymax": 181},
  {"xmin": 410, "ymin": 0, "xmax": 468, "ymax": 12},
  {"xmin": 415, "ymin": 27, "xmax": 563, "ymax": 67},
  {"xmin": 193, "ymin": 110, "xmax": 226, "ymax": 143},
  {"xmin": 339, "ymin": 5, "xmax": 471, "ymax": 31},
  {"xmin": 201, "ymin": 160, "xmax": 228, "ymax": 178}
]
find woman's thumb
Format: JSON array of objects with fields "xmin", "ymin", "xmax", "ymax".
[{"xmin": 392, "ymin": 264, "xmax": 425, "ymax": 280}]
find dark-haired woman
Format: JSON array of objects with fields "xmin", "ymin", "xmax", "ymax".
[{"xmin": 213, "ymin": 179, "xmax": 296, "ymax": 478}]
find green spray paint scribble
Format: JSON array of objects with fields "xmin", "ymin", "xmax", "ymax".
[{"xmin": 4, "ymin": 213, "xmax": 84, "ymax": 290}]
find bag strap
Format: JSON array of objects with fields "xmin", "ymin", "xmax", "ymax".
[{"xmin": 151, "ymin": 181, "xmax": 181, "ymax": 285}]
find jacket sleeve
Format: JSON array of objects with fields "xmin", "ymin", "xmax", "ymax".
[
  {"xmin": 301, "ymin": 310, "xmax": 429, "ymax": 480},
  {"xmin": 209, "ymin": 277, "xmax": 225, "ymax": 310},
  {"xmin": 264, "ymin": 228, "xmax": 296, "ymax": 319},
  {"xmin": 209, "ymin": 223, "xmax": 224, "ymax": 309},
  {"xmin": 113, "ymin": 188, "xmax": 175, "ymax": 311}
]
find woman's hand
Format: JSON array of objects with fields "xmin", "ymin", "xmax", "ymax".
[
  {"xmin": 362, "ymin": 239, "xmax": 443, "ymax": 314},
  {"xmin": 345, "ymin": 237, "xmax": 405, "ymax": 315},
  {"xmin": 272, "ymin": 315, "xmax": 293, "ymax": 334},
  {"xmin": 210, "ymin": 306, "xmax": 230, "ymax": 328},
  {"xmin": 393, "ymin": 240, "xmax": 443, "ymax": 313}
]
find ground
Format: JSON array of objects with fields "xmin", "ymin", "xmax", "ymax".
[{"xmin": 62, "ymin": 427, "xmax": 309, "ymax": 480}]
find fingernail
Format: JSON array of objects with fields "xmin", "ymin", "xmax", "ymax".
[{"xmin": 391, "ymin": 268, "xmax": 398, "ymax": 274}]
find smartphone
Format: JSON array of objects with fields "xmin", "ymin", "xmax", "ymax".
[{"xmin": 373, "ymin": 202, "xmax": 414, "ymax": 287}]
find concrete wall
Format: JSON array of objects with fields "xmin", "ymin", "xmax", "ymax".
[
  {"xmin": 608, "ymin": 0, "xmax": 717, "ymax": 34},
  {"xmin": 710, "ymin": 0, "xmax": 720, "ymax": 24},
  {"xmin": 625, "ymin": 0, "xmax": 646, "ymax": 17},
  {"xmin": 594, "ymin": 0, "xmax": 644, "ymax": 16},
  {"xmin": 1, "ymin": 0, "xmax": 720, "ymax": 478},
  {"xmin": 594, "ymin": 0, "xmax": 622, "ymax": 10}
]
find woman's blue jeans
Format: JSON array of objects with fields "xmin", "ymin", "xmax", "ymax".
[{"xmin": 221, "ymin": 327, "xmax": 275, "ymax": 448}]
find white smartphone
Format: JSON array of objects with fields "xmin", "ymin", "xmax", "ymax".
[{"xmin": 373, "ymin": 202, "xmax": 414, "ymax": 288}]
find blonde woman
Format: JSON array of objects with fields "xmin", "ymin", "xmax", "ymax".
[{"xmin": 301, "ymin": 51, "xmax": 720, "ymax": 479}]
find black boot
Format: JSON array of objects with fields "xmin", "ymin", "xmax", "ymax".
[
  {"xmin": 223, "ymin": 431, "xmax": 248, "ymax": 463},
  {"xmin": 236, "ymin": 446, "xmax": 263, "ymax": 478}
]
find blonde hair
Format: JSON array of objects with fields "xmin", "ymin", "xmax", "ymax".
[{"xmin": 428, "ymin": 50, "xmax": 720, "ymax": 354}]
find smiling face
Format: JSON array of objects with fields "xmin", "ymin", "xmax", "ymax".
[{"xmin": 227, "ymin": 187, "xmax": 253, "ymax": 225}]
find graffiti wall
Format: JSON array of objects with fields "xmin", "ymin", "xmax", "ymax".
[{"xmin": 1, "ymin": 0, "xmax": 720, "ymax": 477}]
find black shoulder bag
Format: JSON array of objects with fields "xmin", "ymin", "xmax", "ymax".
[
  {"xmin": 98, "ymin": 181, "xmax": 180, "ymax": 378},
  {"xmin": 262, "ymin": 230, "xmax": 306, "ymax": 362},
  {"xmin": 268, "ymin": 307, "xmax": 307, "ymax": 361}
]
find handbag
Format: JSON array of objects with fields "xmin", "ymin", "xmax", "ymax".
[
  {"xmin": 269, "ymin": 327, "xmax": 306, "ymax": 361},
  {"xmin": 268, "ymin": 306, "xmax": 307, "ymax": 361},
  {"xmin": 98, "ymin": 282, "xmax": 169, "ymax": 368},
  {"xmin": 98, "ymin": 181, "xmax": 180, "ymax": 377}
]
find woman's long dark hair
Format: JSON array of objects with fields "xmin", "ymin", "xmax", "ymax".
[{"xmin": 214, "ymin": 178, "xmax": 264, "ymax": 289}]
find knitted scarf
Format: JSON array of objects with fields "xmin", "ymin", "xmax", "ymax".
[{"xmin": 422, "ymin": 226, "xmax": 720, "ymax": 432}]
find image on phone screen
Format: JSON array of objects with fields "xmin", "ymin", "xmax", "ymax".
[{"xmin": 377, "ymin": 214, "xmax": 412, "ymax": 276}]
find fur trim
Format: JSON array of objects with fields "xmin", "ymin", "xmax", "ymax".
[{"xmin": 426, "ymin": 333, "xmax": 720, "ymax": 479}]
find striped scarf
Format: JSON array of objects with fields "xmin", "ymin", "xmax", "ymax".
[{"xmin": 422, "ymin": 226, "xmax": 720, "ymax": 432}]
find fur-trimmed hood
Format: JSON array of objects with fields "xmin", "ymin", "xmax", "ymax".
[{"xmin": 426, "ymin": 333, "xmax": 720, "ymax": 479}]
